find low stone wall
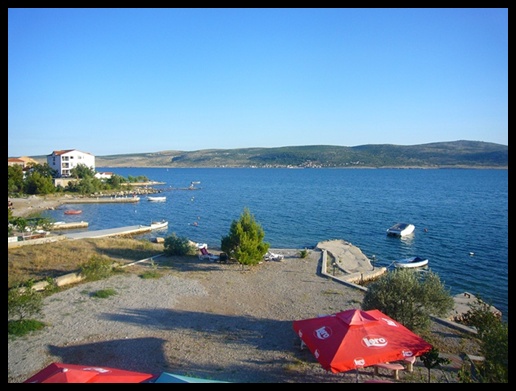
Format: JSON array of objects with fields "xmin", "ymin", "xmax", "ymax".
[
  {"xmin": 8, "ymin": 235, "xmax": 67, "ymax": 249},
  {"xmin": 320, "ymin": 248, "xmax": 386, "ymax": 289},
  {"xmin": 30, "ymin": 272, "xmax": 86, "ymax": 291}
]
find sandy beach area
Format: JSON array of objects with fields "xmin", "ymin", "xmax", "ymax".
[{"xmin": 9, "ymin": 195, "xmax": 65, "ymax": 218}]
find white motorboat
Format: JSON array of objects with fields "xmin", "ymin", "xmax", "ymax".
[
  {"xmin": 150, "ymin": 220, "xmax": 168, "ymax": 230},
  {"xmin": 394, "ymin": 256, "xmax": 428, "ymax": 269},
  {"xmin": 386, "ymin": 222, "xmax": 415, "ymax": 237},
  {"xmin": 148, "ymin": 196, "xmax": 166, "ymax": 202}
]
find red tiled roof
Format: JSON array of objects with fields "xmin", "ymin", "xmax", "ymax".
[{"xmin": 50, "ymin": 149, "xmax": 93, "ymax": 156}]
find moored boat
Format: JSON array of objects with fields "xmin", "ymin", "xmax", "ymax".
[
  {"xmin": 148, "ymin": 196, "xmax": 166, "ymax": 202},
  {"xmin": 394, "ymin": 256, "xmax": 428, "ymax": 269},
  {"xmin": 386, "ymin": 222, "xmax": 415, "ymax": 237},
  {"xmin": 150, "ymin": 220, "xmax": 168, "ymax": 230},
  {"xmin": 64, "ymin": 209, "xmax": 82, "ymax": 215}
]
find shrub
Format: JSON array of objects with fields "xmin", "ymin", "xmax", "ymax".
[
  {"xmin": 91, "ymin": 288, "xmax": 117, "ymax": 298},
  {"xmin": 79, "ymin": 255, "xmax": 116, "ymax": 281},
  {"xmin": 164, "ymin": 233, "xmax": 196, "ymax": 256},
  {"xmin": 420, "ymin": 347, "xmax": 451, "ymax": 383},
  {"xmin": 461, "ymin": 297, "xmax": 508, "ymax": 383},
  {"xmin": 8, "ymin": 283, "xmax": 43, "ymax": 321},
  {"xmin": 361, "ymin": 268, "xmax": 454, "ymax": 333},
  {"xmin": 8, "ymin": 319, "xmax": 46, "ymax": 337},
  {"xmin": 43, "ymin": 277, "xmax": 60, "ymax": 295},
  {"xmin": 140, "ymin": 270, "xmax": 162, "ymax": 279}
]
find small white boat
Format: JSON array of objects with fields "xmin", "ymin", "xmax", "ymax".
[
  {"xmin": 150, "ymin": 220, "xmax": 168, "ymax": 230},
  {"xmin": 148, "ymin": 196, "xmax": 166, "ymax": 202},
  {"xmin": 386, "ymin": 222, "xmax": 415, "ymax": 237},
  {"xmin": 394, "ymin": 256, "xmax": 428, "ymax": 269}
]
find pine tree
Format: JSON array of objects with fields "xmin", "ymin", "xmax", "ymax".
[{"xmin": 221, "ymin": 207, "xmax": 270, "ymax": 267}]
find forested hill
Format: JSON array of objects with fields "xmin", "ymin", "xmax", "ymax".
[{"xmin": 34, "ymin": 140, "xmax": 508, "ymax": 168}]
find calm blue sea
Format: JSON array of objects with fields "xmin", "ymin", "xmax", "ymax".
[{"xmin": 43, "ymin": 168, "xmax": 508, "ymax": 321}]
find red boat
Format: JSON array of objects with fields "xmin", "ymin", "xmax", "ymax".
[{"xmin": 64, "ymin": 209, "xmax": 82, "ymax": 215}]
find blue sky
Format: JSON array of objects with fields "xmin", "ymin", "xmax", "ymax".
[{"xmin": 8, "ymin": 8, "xmax": 508, "ymax": 157}]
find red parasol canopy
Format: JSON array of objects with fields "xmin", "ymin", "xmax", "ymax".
[
  {"xmin": 292, "ymin": 308, "xmax": 433, "ymax": 373},
  {"xmin": 23, "ymin": 362, "xmax": 155, "ymax": 383}
]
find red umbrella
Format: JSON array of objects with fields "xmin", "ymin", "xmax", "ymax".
[
  {"xmin": 293, "ymin": 309, "xmax": 433, "ymax": 373},
  {"xmin": 23, "ymin": 362, "xmax": 155, "ymax": 383}
]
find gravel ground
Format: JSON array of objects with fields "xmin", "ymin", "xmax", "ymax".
[{"xmin": 8, "ymin": 249, "xmax": 477, "ymax": 383}]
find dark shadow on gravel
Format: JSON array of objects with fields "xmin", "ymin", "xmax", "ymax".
[
  {"xmin": 48, "ymin": 308, "xmax": 361, "ymax": 383},
  {"xmin": 98, "ymin": 308, "xmax": 297, "ymax": 351}
]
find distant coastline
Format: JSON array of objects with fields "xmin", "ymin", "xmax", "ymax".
[{"xmin": 25, "ymin": 141, "xmax": 508, "ymax": 169}]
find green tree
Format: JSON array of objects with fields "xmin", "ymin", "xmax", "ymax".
[
  {"xmin": 76, "ymin": 177, "xmax": 101, "ymax": 195},
  {"xmin": 70, "ymin": 163, "xmax": 96, "ymax": 179},
  {"xmin": 10, "ymin": 216, "xmax": 28, "ymax": 236},
  {"xmin": 361, "ymin": 269, "xmax": 454, "ymax": 333},
  {"xmin": 106, "ymin": 174, "xmax": 123, "ymax": 188},
  {"xmin": 127, "ymin": 175, "xmax": 149, "ymax": 183},
  {"xmin": 8, "ymin": 165, "xmax": 25, "ymax": 194},
  {"xmin": 65, "ymin": 176, "xmax": 102, "ymax": 195},
  {"xmin": 24, "ymin": 171, "xmax": 55, "ymax": 195},
  {"xmin": 29, "ymin": 163, "xmax": 57, "ymax": 178},
  {"xmin": 220, "ymin": 207, "xmax": 270, "ymax": 267}
]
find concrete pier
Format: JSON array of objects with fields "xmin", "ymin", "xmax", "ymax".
[
  {"xmin": 50, "ymin": 221, "xmax": 89, "ymax": 230},
  {"xmin": 63, "ymin": 225, "xmax": 153, "ymax": 239},
  {"xmin": 63, "ymin": 196, "xmax": 140, "ymax": 204}
]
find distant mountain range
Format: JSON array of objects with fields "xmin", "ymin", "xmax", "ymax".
[{"xmin": 31, "ymin": 140, "xmax": 508, "ymax": 168}]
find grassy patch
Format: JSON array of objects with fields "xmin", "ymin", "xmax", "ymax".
[
  {"xmin": 321, "ymin": 289, "xmax": 343, "ymax": 296},
  {"xmin": 91, "ymin": 288, "xmax": 117, "ymax": 298},
  {"xmin": 8, "ymin": 237, "xmax": 164, "ymax": 289},
  {"xmin": 139, "ymin": 270, "xmax": 162, "ymax": 279},
  {"xmin": 8, "ymin": 319, "xmax": 46, "ymax": 337}
]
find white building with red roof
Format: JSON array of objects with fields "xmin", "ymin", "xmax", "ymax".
[{"xmin": 47, "ymin": 149, "xmax": 95, "ymax": 178}]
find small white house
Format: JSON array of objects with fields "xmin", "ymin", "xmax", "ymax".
[
  {"xmin": 47, "ymin": 149, "xmax": 95, "ymax": 178},
  {"xmin": 94, "ymin": 171, "xmax": 114, "ymax": 180}
]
